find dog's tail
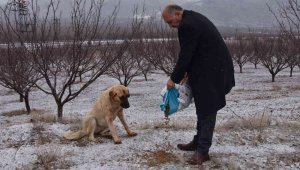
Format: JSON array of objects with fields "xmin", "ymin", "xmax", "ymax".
[
  {"xmin": 63, "ymin": 130, "xmax": 86, "ymax": 140},
  {"xmin": 64, "ymin": 115, "xmax": 97, "ymax": 140}
]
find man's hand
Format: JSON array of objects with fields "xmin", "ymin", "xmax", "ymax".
[{"xmin": 167, "ymin": 79, "xmax": 175, "ymax": 89}]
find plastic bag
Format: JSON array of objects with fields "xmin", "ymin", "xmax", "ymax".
[{"xmin": 160, "ymin": 81, "xmax": 193, "ymax": 117}]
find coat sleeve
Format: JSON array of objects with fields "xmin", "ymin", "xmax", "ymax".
[{"xmin": 170, "ymin": 24, "xmax": 199, "ymax": 83}]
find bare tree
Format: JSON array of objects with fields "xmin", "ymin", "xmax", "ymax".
[
  {"xmin": 285, "ymin": 38, "xmax": 300, "ymax": 77},
  {"xmin": 0, "ymin": 2, "xmax": 41, "ymax": 113},
  {"xmin": 298, "ymin": 42, "xmax": 300, "ymax": 69},
  {"xmin": 1, "ymin": 0, "xmax": 144, "ymax": 119},
  {"xmin": 253, "ymin": 35, "xmax": 290, "ymax": 82},
  {"xmin": 298, "ymin": 55, "xmax": 300, "ymax": 69},
  {"xmin": 249, "ymin": 53, "xmax": 260, "ymax": 69},
  {"xmin": 0, "ymin": 46, "xmax": 39, "ymax": 113},
  {"xmin": 268, "ymin": 0, "xmax": 300, "ymax": 77},
  {"xmin": 106, "ymin": 46, "xmax": 142, "ymax": 87},
  {"xmin": 226, "ymin": 32, "xmax": 251, "ymax": 73},
  {"xmin": 248, "ymin": 33, "xmax": 261, "ymax": 69},
  {"xmin": 113, "ymin": 39, "xmax": 153, "ymax": 83},
  {"xmin": 268, "ymin": 0, "xmax": 300, "ymax": 37},
  {"xmin": 143, "ymin": 20, "xmax": 179, "ymax": 75},
  {"xmin": 133, "ymin": 40, "xmax": 153, "ymax": 81}
]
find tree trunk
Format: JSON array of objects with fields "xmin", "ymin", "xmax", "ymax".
[
  {"xmin": 79, "ymin": 73, "xmax": 82, "ymax": 82},
  {"xmin": 254, "ymin": 63, "xmax": 257, "ymax": 69},
  {"xmin": 24, "ymin": 92, "xmax": 31, "ymax": 114},
  {"xmin": 272, "ymin": 74, "xmax": 275, "ymax": 82},
  {"xmin": 57, "ymin": 103, "xmax": 63, "ymax": 120},
  {"xmin": 290, "ymin": 66, "xmax": 293, "ymax": 77},
  {"xmin": 144, "ymin": 73, "xmax": 148, "ymax": 81},
  {"xmin": 124, "ymin": 79, "xmax": 128, "ymax": 87},
  {"xmin": 20, "ymin": 94, "xmax": 23, "ymax": 102},
  {"xmin": 239, "ymin": 64, "xmax": 243, "ymax": 73}
]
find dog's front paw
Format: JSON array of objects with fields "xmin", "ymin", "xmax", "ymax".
[
  {"xmin": 128, "ymin": 131, "xmax": 137, "ymax": 137},
  {"xmin": 114, "ymin": 139, "xmax": 122, "ymax": 144},
  {"xmin": 88, "ymin": 136, "xmax": 97, "ymax": 142}
]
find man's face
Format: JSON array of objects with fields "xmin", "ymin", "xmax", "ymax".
[{"xmin": 163, "ymin": 11, "xmax": 181, "ymax": 28}]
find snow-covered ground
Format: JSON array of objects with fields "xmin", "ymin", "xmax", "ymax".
[{"xmin": 1, "ymin": 64, "xmax": 300, "ymax": 169}]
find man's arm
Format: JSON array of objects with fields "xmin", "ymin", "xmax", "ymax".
[{"xmin": 170, "ymin": 24, "xmax": 199, "ymax": 83}]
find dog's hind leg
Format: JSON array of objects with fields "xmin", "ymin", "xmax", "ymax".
[
  {"xmin": 100, "ymin": 128, "xmax": 113, "ymax": 139},
  {"xmin": 83, "ymin": 117, "xmax": 97, "ymax": 142},
  {"xmin": 100, "ymin": 128, "xmax": 110, "ymax": 135}
]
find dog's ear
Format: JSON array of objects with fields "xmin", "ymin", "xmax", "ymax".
[{"xmin": 109, "ymin": 90, "xmax": 116, "ymax": 98}]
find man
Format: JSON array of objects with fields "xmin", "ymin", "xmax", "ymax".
[{"xmin": 162, "ymin": 5, "xmax": 235, "ymax": 165}]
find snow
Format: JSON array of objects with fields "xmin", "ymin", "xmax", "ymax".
[{"xmin": 0, "ymin": 64, "xmax": 300, "ymax": 169}]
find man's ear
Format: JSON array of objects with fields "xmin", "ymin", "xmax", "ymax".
[{"xmin": 175, "ymin": 11, "xmax": 181, "ymax": 17}]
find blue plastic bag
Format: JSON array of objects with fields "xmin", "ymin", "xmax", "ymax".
[
  {"xmin": 160, "ymin": 88, "xmax": 180, "ymax": 116},
  {"xmin": 160, "ymin": 82, "xmax": 193, "ymax": 117}
]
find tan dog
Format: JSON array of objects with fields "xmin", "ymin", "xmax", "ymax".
[{"xmin": 64, "ymin": 84, "xmax": 137, "ymax": 144}]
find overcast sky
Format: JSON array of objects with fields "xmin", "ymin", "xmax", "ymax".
[{"xmin": 0, "ymin": 0, "xmax": 279, "ymax": 27}]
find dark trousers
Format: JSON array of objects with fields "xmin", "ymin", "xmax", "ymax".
[
  {"xmin": 191, "ymin": 91, "xmax": 217, "ymax": 155},
  {"xmin": 192, "ymin": 111, "xmax": 217, "ymax": 155}
]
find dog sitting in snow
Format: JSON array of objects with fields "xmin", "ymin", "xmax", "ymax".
[{"xmin": 64, "ymin": 84, "xmax": 137, "ymax": 144}]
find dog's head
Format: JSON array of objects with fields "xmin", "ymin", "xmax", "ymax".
[{"xmin": 109, "ymin": 85, "xmax": 130, "ymax": 108}]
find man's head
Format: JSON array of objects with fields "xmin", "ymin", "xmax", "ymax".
[{"xmin": 162, "ymin": 4, "xmax": 183, "ymax": 28}]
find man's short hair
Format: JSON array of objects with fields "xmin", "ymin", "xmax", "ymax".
[{"xmin": 166, "ymin": 4, "xmax": 183, "ymax": 15}]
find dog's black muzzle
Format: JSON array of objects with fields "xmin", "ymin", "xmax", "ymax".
[
  {"xmin": 120, "ymin": 97, "xmax": 130, "ymax": 108},
  {"xmin": 121, "ymin": 102, "xmax": 130, "ymax": 108}
]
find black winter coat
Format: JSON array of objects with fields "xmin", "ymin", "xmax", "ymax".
[{"xmin": 170, "ymin": 10, "xmax": 235, "ymax": 113}]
